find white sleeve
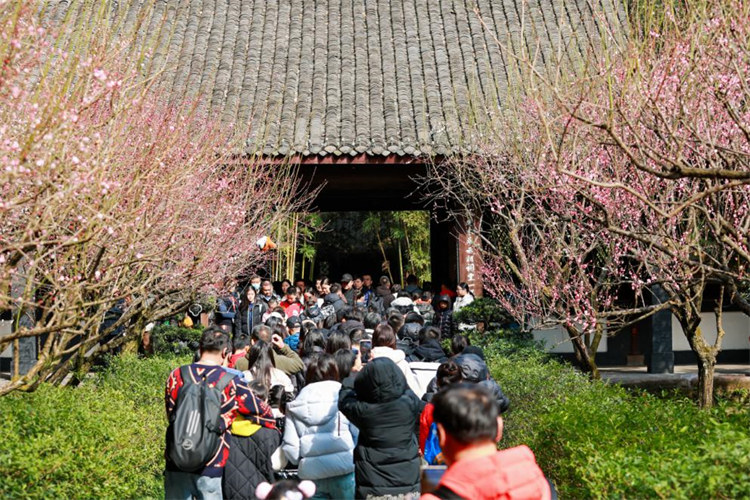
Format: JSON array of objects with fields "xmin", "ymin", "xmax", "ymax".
[{"xmin": 281, "ymin": 416, "xmax": 301, "ymax": 464}]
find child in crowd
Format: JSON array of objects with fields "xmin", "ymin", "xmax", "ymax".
[
  {"xmin": 255, "ymin": 480, "xmax": 316, "ymax": 500},
  {"xmin": 433, "ymin": 295, "xmax": 455, "ymax": 339},
  {"xmin": 280, "ymin": 286, "xmax": 303, "ymax": 317},
  {"xmin": 222, "ymin": 382, "xmax": 282, "ymax": 500}
]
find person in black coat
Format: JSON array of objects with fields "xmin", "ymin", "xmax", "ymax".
[
  {"xmin": 338, "ymin": 357, "xmax": 424, "ymax": 499},
  {"xmin": 222, "ymin": 382, "xmax": 282, "ymax": 500},
  {"xmin": 453, "ymin": 351, "xmax": 510, "ymax": 413},
  {"xmin": 421, "ymin": 348, "xmax": 510, "ymax": 412},
  {"xmin": 222, "ymin": 427, "xmax": 281, "ymax": 500},
  {"xmin": 234, "ymin": 287, "xmax": 267, "ymax": 338},
  {"xmin": 408, "ymin": 326, "xmax": 448, "ymax": 363},
  {"xmin": 433, "ymin": 295, "xmax": 455, "ymax": 339}
]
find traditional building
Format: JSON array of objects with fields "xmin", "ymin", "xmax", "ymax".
[
  {"xmin": 40, "ymin": 1, "xmax": 746, "ymax": 371},
  {"xmin": 44, "ymin": 0, "xmax": 625, "ymax": 294}
]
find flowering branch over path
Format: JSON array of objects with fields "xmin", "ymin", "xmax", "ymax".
[{"xmin": 0, "ymin": 2, "xmax": 303, "ymax": 394}]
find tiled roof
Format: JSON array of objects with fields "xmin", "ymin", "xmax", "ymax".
[{"xmin": 46, "ymin": 0, "xmax": 626, "ymax": 158}]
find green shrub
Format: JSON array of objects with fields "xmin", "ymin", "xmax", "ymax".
[
  {"xmin": 0, "ymin": 354, "xmax": 189, "ymax": 499},
  {"xmin": 149, "ymin": 324, "xmax": 202, "ymax": 356},
  {"xmin": 480, "ymin": 337, "xmax": 750, "ymax": 499},
  {"xmin": 452, "ymin": 297, "xmax": 513, "ymax": 327}
]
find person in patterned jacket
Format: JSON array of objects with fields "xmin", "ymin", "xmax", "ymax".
[{"xmin": 164, "ymin": 327, "xmax": 275, "ymax": 500}]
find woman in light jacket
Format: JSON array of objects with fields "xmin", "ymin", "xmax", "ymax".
[
  {"xmin": 282, "ymin": 354, "xmax": 358, "ymax": 499},
  {"xmin": 370, "ymin": 324, "xmax": 424, "ymax": 398},
  {"xmin": 453, "ymin": 282, "xmax": 474, "ymax": 313}
]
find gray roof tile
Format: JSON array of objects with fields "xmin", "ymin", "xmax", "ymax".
[{"xmin": 51, "ymin": 0, "xmax": 624, "ymax": 157}]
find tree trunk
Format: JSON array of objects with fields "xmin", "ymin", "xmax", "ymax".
[
  {"xmin": 696, "ymin": 353, "xmax": 716, "ymax": 409},
  {"xmin": 566, "ymin": 325, "xmax": 600, "ymax": 379}
]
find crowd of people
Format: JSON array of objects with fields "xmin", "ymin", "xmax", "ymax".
[{"xmin": 164, "ymin": 273, "xmax": 553, "ymax": 500}]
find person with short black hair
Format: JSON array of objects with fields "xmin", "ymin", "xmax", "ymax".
[
  {"xmin": 409, "ymin": 326, "xmax": 447, "ymax": 363},
  {"xmin": 415, "ymin": 291, "xmax": 435, "ymax": 326},
  {"xmin": 404, "ymin": 274, "xmax": 422, "ymax": 296},
  {"xmin": 283, "ymin": 354, "xmax": 358, "ymax": 499},
  {"xmin": 343, "ymin": 306, "xmax": 364, "ymax": 322},
  {"xmin": 322, "ymin": 283, "xmax": 346, "ymax": 317},
  {"xmin": 236, "ymin": 325, "xmax": 304, "ymax": 378},
  {"xmin": 341, "ymin": 273, "xmax": 356, "ymax": 305},
  {"xmin": 363, "ymin": 312, "xmax": 381, "ymax": 334},
  {"xmin": 421, "ymin": 385, "xmax": 552, "ymax": 500},
  {"xmin": 374, "ymin": 276, "xmax": 395, "ymax": 309},
  {"xmin": 259, "ymin": 279, "xmax": 279, "ymax": 304},
  {"xmin": 387, "ymin": 310, "xmax": 406, "ymax": 334},
  {"xmin": 280, "ymin": 286, "xmax": 303, "ymax": 318},
  {"xmin": 361, "ymin": 274, "xmax": 373, "ymax": 292},
  {"xmin": 450, "ymin": 334, "xmax": 469, "ymax": 357},
  {"xmin": 164, "ymin": 327, "xmax": 274, "ymax": 499},
  {"xmin": 229, "ymin": 334, "xmax": 252, "ymax": 369}
]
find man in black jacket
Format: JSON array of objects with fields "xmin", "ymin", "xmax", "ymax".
[
  {"xmin": 339, "ymin": 357, "xmax": 424, "ymax": 499},
  {"xmin": 408, "ymin": 326, "xmax": 447, "ymax": 363}
]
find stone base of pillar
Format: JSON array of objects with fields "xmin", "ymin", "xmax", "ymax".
[{"xmin": 648, "ymin": 352, "xmax": 675, "ymax": 374}]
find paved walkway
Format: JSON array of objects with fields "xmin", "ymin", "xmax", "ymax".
[{"xmin": 600, "ymin": 364, "xmax": 750, "ymax": 392}]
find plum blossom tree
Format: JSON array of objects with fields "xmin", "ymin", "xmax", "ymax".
[
  {"xmin": 0, "ymin": 3, "xmax": 303, "ymax": 394},
  {"xmin": 431, "ymin": 0, "xmax": 748, "ymax": 407},
  {"xmin": 503, "ymin": 0, "xmax": 750, "ymax": 407},
  {"xmin": 547, "ymin": 0, "xmax": 750, "ymax": 407},
  {"xmin": 428, "ymin": 103, "xmax": 666, "ymax": 379}
]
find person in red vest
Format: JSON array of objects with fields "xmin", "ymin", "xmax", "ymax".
[
  {"xmin": 280, "ymin": 286, "xmax": 303, "ymax": 318},
  {"xmin": 421, "ymin": 384, "xmax": 554, "ymax": 500}
]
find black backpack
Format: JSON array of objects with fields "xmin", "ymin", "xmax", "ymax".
[{"xmin": 167, "ymin": 366, "xmax": 235, "ymax": 472}]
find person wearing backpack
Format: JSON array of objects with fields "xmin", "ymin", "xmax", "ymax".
[{"xmin": 164, "ymin": 327, "xmax": 275, "ymax": 500}]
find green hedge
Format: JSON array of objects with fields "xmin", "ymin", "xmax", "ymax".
[
  {"xmin": 149, "ymin": 324, "xmax": 203, "ymax": 356},
  {"xmin": 0, "ymin": 354, "xmax": 189, "ymax": 499},
  {"xmin": 1, "ymin": 340, "xmax": 748, "ymax": 498},
  {"xmin": 480, "ymin": 335, "xmax": 750, "ymax": 499}
]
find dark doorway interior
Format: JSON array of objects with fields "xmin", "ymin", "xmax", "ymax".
[{"xmin": 312, "ymin": 211, "xmax": 432, "ymax": 287}]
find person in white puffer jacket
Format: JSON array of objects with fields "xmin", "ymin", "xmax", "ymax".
[
  {"xmin": 370, "ymin": 324, "xmax": 425, "ymax": 398},
  {"xmin": 282, "ymin": 354, "xmax": 359, "ymax": 499}
]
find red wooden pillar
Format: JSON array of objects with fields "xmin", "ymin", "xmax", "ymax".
[{"xmin": 456, "ymin": 214, "xmax": 483, "ymax": 297}]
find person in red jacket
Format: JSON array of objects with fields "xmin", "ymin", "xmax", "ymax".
[
  {"xmin": 421, "ymin": 384, "xmax": 553, "ymax": 500},
  {"xmin": 419, "ymin": 360, "xmax": 463, "ymax": 462},
  {"xmin": 280, "ymin": 286, "xmax": 303, "ymax": 318}
]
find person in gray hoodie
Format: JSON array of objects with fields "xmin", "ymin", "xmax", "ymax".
[{"xmin": 282, "ymin": 354, "xmax": 358, "ymax": 499}]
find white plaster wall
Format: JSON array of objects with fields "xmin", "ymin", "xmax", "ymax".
[
  {"xmin": 533, "ymin": 326, "xmax": 608, "ymax": 353},
  {"xmin": 671, "ymin": 312, "xmax": 750, "ymax": 351},
  {"xmin": 0, "ymin": 319, "xmax": 12, "ymax": 358}
]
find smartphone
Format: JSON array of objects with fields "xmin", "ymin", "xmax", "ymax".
[{"xmin": 359, "ymin": 340, "xmax": 372, "ymax": 364}]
